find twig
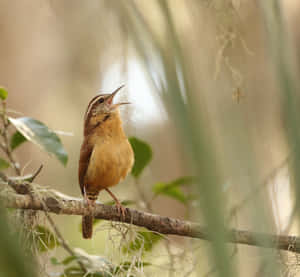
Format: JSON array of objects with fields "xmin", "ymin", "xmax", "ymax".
[
  {"xmin": 134, "ymin": 179, "xmax": 175, "ymax": 277},
  {"xmin": 228, "ymin": 155, "xmax": 290, "ymax": 221},
  {"xmin": 44, "ymin": 212, "xmax": 87, "ymax": 273},
  {"xmin": 0, "ymin": 101, "xmax": 21, "ymax": 175},
  {"xmin": 0, "ymin": 172, "xmax": 31, "ymax": 194},
  {"xmin": 28, "ymin": 165, "xmax": 43, "ymax": 183},
  {"xmin": 2, "ymin": 187, "xmax": 300, "ymax": 254}
]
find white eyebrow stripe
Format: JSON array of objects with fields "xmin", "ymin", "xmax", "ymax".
[{"xmin": 84, "ymin": 95, "xmax": 102, "ymax": 123}]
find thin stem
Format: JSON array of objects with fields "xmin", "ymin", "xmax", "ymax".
[
  {"xmin": 134, "ymin": 179, "xmax": 175, "ymax": 277},
  {"xmin": 44, "ymin": 212, "xmax": 87, "ymax": 273},
  {"xmin": 228, "ymin": 155, "xmax": 290, "ymax": 221},
  {"xmin": 0, "ymin": 101, "xmax": 21, "ymax": 175}
]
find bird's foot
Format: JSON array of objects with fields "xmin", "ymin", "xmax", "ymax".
[
  {"xmin": 115, "ymin": 201, "xmax": 126, "ymax": 220},
  {"xmin": 105, "ymin": 188, "xmax": 126, "ymax": 220}
]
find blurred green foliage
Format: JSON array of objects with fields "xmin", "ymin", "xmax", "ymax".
[
  {"xmin": 33, "ymin": 225, "xmax": 60, "ymax": 252},
  {"xmin": 128, "ymin": 136, "xmax": 152, "ymax": 178},
  {"xmin": 0, "ymin": 87, "xmax": 8, "ymax": 100},
  {"xmin": 0, "ymin": 157, "xmax": 10, "ymax": 170},
  {"xmin": 0, "ymin": 208, "xmax": 36, "ymax": 277},
  {"xmin": 153, "ymin": 176, "xmax": 194, "ymax": 204},
  {"xmin": 10, "ymin": 131, "xmax": 26, "ymax": 150},
  {"xmin": 122, "ymin": 230, "xmax": 162, "ymax": 254}
]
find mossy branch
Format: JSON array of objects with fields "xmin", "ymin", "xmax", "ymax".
[{"xmin": 1, "ymin": 183, "xmax": 300, "ymax": 254}]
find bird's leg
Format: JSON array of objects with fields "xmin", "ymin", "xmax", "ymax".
[
  {"xmin": 83, "ymin": 187, "xmax": 95, "ymax": 214},
  {"xmin": 105, "ymin": 188, "xmax": 126, "ymax": 219}
]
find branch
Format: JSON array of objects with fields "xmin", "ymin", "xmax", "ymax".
[{"xmin": 1, "ymin": 187, "xmax": 300, "ymax": 254}]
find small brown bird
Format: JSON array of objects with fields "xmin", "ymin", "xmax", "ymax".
[{"xmin": 78, "ymin": 85, "xmax": 134, "ymax": 239}]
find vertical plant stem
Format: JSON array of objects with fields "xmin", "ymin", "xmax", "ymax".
[
  {"xmin": 44, "ymin": 212, "xmax": 87, "ymax": 273},
  {"xmin": 0, "ymin": 101, "xmax": 21, "ymax": 175},
  {"xmin": 134, "ymin": 179, "xmax": 175, "ymax": 277}
]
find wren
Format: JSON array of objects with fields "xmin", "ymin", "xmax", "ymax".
[{"xmin": 78, "ymin": 85, "xmax": 134, "ymax": 239}]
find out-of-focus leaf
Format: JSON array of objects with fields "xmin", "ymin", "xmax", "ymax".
[
  {"xmin": 6, "ymin": 207, "xmax": 16, "ymax": 213},
  {"xmin": 63, "ymin": 266, "xmax": 85, "ymax": 277},
  {"xmin": 10, "ymin": 131, "xmax": 27, "ymax": 150},
  {"xmin": 50, "ymin": 257, "xmax": 60, "ymax": 265},
  {"xmin": 152, "ymin": 176, "xmax": 194, "ymax": 204},
  {"xmin": 0, "ymin": 87, "xmax": 8, "ymax": 100},
  {"xmin": 123, "ymin": 231, "xmax": 162, "ymax": 253},
  {"xmin": 153, "ymin": 183, "xmax": 187, "ymax": 204},
  {"xmin": 168, "ymin": 176, "xmax": 195, "ymax": 186},
  {"xmin": 0, "ymin": 207, "xmax": 36, "ymax": 277},
  {"xmin": 0, "ymin": 158, "xmax": 10, "ymax": 170},
  {"xmin": 51, "ymin": 255, "xmax": 77, "ymax": 266},
  {"xmin": 73, "ymin": 248, "xmax": 114, "ymax": 274},
  {"xmin": 62, "ymin": 255, "xmax": 78, "ymax": 265},
  {"xmin": 129, "ymin": 137, "xmax": 152, "ymax": 178},
  {"xmin": 113, "ymin": 261, "xmax": 151, "ymax": 274},
  {"xmin": 9, "ymin": 117, "xmax": 68, "ymax": 165},
  {"xmin": 34, "ymin": 225, "xmax": 60, "ymax": 252},
  {"xmin": 63, "ymin": 266, "xmax": 108, "ymax": 277}
]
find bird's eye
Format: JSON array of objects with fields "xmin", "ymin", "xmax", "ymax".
[{"xmin": 98, "ymin": 97, "xmax": 104, "ymax": 104}]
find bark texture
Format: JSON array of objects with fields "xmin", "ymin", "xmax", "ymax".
[{"xmin": 1, "ymin": 187, "xmax": 300, "ymax": 254}]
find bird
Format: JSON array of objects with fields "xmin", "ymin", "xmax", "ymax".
[{"xmin": 78, "ymin": 85, "xmax": 134, "ymax": 239}]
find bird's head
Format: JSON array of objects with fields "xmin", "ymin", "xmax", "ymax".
[{"xmin": 84, "ymin": 85, "xmax": 130, "ymax": 125}]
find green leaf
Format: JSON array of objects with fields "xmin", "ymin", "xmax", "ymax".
[
  {"xmin": 34, "ymin": 225, "xmax": 60, "ymax": 252},
  {"xmin": 63, "ymin": 267, "xmax": 107, "ymax": 277},
  {"xmin": 9, "ymin": 117, "xmax": 68, "ymax": 165},
  {"xmin": 0, "ymin": 158, "xmax": 10, "ymax": 170},
  {"xmin": 10, "ymin": 131, "xmax": 27, "ymax": 150},
  {"xmin": 63, "ymin": 266, "xmax": 85, "ymax": 277},
  {"xmin": 168, "ymin": 176, "xmax": 195, "ymax": 186},
  {"xmin": 152, "ymin": 176, "xmax": 194, "ymax": 204},
  {"xmin": 50, "ymin": 257, "xmax": 61, "ymax": 265},
  {"xmin": 153, "ymin": 183, "xmax": 187, "ymax": 203},
  {"xmin": 128, "ymin": 137, "xmax": 152, "ymax": 178},
  {"xmin": 62, "ymin": 255, "xmax": 77, "ymax": 265},
  {"xmin": 122, "ymin": 231, "xmax": 162, "ymax": 254},
  {"xmin": 51, "ymin": 256, "xmax": 77, "ymax": 266},
  {"xmin": 0, "ymin": 87, "xmax": 8, "ymax": 100}
]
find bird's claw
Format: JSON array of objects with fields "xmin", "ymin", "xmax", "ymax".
[{"xmin": 115, "ymin": 202, "xmax": 126, "ymax": 220}]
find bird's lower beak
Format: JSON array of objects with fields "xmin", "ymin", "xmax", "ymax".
[
  {"xmin": 110, "ymin": 102, "xmax": 131, "ymax": 111},
  {"xmin": 116, "ymin": 102, "xmax": 131, "ymax": 106}
]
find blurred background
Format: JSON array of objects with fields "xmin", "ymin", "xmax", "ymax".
[{"xmin": 1, "ymin": 0, "xmax": 300, "ymax": 276}]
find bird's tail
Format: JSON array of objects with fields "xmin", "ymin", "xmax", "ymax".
[{"xmin": 82, "ymin": 214, "xmax": 94, "ymax": 239}]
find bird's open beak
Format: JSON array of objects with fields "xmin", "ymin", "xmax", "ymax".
[{"xmin": 106, "ymin": 85, "xmax": 131, "ymax": 108}]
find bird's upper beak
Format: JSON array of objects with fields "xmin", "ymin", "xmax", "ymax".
[{"xmin": 106, "ymin": 85, "xmax": 131, "ymax": 108}]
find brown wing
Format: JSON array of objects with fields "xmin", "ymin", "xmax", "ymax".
[{"xmin": 78, "ymin": 139, "xmax": 94, "ymax": 195}]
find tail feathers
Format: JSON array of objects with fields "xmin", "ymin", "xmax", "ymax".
[{"xmin": 82, "ymin": 215, "xmax": 93, "ymax": 239}]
